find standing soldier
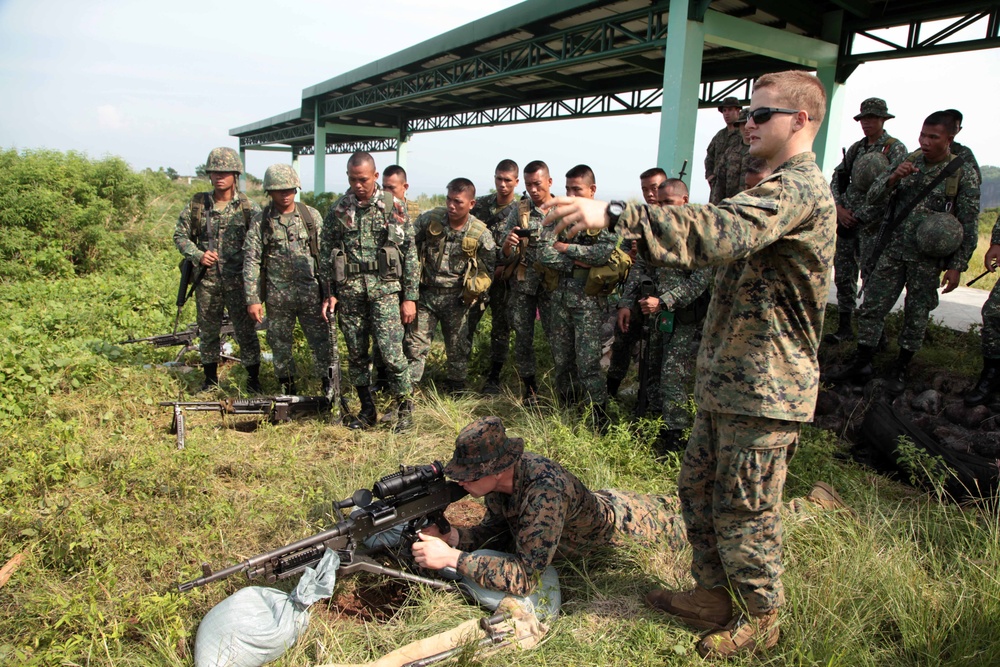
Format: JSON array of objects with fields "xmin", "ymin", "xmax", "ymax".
[
  {"xmin": 243, "ymin": 164, "xmax": 337, "ymax": 408},
  {"xmin": 831, "ymin": 111, "xmax": 981, "ymax": 392},
  {"xmin": 469, "ymin": 159, "xmax": 520, "ymax": 394},
  {"xmin": 714, "ymin": 109, "xmax": 753, "ymax": 201},
  {"xmin": 942, "ymin": 109, "xmax": 982, "ymax": 182},
  {"xmin": 498, "ymin": 160, "xmax": 556, "ymax": 406},
  {"xmin": 538, "ymin": 165, "xmax": 618, "ymax": 427},
  {"xmin": 965, "ymin": 211, "xmax": 1000, "ymax": 406},
  {"xmin": 173, "ymin": 147, "xmax": 262, "ymax": 393},
  {"xmin": 705, "ymin": 96, "xmax": 742, "ymax": 204},
  {"xmin": 825, "ymin": 98, "xmax": 908, "ymax": 344},
  {"xmin": 322, "ymin": 152, "xmax": 417, "ymax": 432},
  {"xmin": 405, "ymin": 178, "xmax": 496, "ymax": 393}
]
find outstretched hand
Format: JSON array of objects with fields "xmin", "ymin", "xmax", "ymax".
[{"xmin": 541, "ymin": 197, "xmax": 611, "ymax": 239}]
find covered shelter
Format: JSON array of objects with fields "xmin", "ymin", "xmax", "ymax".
[{"xmin": 230, "ymin": 0, "xmax": 1000, "ymax": 192}]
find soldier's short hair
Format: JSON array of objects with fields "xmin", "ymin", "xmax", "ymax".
[
  {"xmin": 754, "ymin": 71, "xmax": 827, "ymax": 125},
  {"xmin": 495, "ymin": 159, "xmax": 519, "ymax": 175},
  {"xmin": 347, "ymin": 151, "xmax": 376, "ymax": 170},
  {"xmin": 746, "ymin": 157, "xmax": 768, "ymax": 174},
  {"xmin": 383, "ymin": 164, "xmax": 407, "ymax": 181},
  {"xmin": 565, "ymin": 164, "xmax": 595, "ymax": 184},
  {"xmin": 939, "ymin": 109, "xmax": 963, "ymax": 134},
  {"xmin": 640, "ymin": 167, "xmax": 667, "ymax": 181},
  {"xmin": 660, "ymin": 178, "xmax": 688, "ymax": 196},
  {"xmin": 524, "ymin": 160, "xmax": 549, "ymax": 177},
  {"xmin": 924, "ymin": 111, "xmax": 956, "ymax": 134},
  {"xmin": 446, "ymin": 177, "xmax": 476, "ymax": 198}
]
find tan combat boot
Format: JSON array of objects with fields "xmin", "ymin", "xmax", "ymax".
[
  {"xmin": 697, "ymin": 609, "xmax": 779, "ymax": 659},
  {"xmin": 806, "ymin": 481, "xmax": 856, "ymax": 516},
  {"xmin": 644, "ymin": 585, "xmax": 733, "ymax": 630}
]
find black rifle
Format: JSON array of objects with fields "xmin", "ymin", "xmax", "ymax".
[
  {"xmin": 177, "ymin": 461, "xmax": 467, "ymax": 592},
  {"xmin": 120, "ymin": 318, "xmax": 266, "ymax": 363},
  {"xmin": 173, "ymin": 202, "xmax": 218, "ymax": 333},
  {"xmin": 634, "ymin": 276, "xmax": 657, "ymax": 418},
  {"xmin": 161, "ymin": 394, "xmax": 332, "ymax": 449}
]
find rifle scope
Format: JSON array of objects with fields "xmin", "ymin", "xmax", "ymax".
[{"xmin": 373, "ymin": 461, "xmax": 444, "ymax": 499}]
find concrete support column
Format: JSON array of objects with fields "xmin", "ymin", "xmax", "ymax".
[
  {"xmin": 314, "ymin": 109, "xmax": 327, "ymax": 195},
  {"xmin": 657, "ymin": 0, "xmax": 704, "ymax": 183},
  {"xmin": 238, "ymin": 147, "xmax": 247, "ymax": 191}
]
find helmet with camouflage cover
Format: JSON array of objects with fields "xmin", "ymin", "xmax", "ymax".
[
  {"xmin": 850, "ymin": 151, "xmax": 889, "ymax": 193},
  {"xmin": 915, "ymin": 212, "xmax": 963, "ymax": 258},
  {"xmin": 443, "ymin": 416, "xmax": 524, "ymax": 482},
  {"xmin": 205, "ymin": 147, "xmax": 244, "ymax": 174},
  {"xmin": 263, "ymin": 163, "xmax": 302, "ymax": 191}
]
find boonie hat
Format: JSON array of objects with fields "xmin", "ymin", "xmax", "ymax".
[
  {"xmin": 444, "ymin": 417, "xmax": 524, "ymax": 482},
  {"xmin": 717, "ymin": 96, "xmax": 741, "ymax": 111},
  {"xmin": 854, "ymin": 97, "xmax": 895, "ymax": 121}
]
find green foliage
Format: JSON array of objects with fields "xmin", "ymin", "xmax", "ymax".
[
  {"xmin": 0, "ymin": 148, "xmax": 166, "ymax": 280},
  {"xmin": 980, "ymin": 164, "xmax": 999, "ymax": 209},
  {"xmin": 299, "ymin": 190, "xmax": 341, "ymax": 213}
]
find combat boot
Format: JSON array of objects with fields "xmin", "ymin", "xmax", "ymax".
[
  {"xmin": 884, "ymin": 348, "xmax": 915, "ymax": 394},
  {"xmin": 198, "ymin": 363, "xmax": 219, "ymax": 392},
  {"xmin": 245, "ymin": 364, "xmax": 262, "ymax": 394},
  {"xmin": 348, "ymin": 385, "xmax": 377, "ymax": 430},
  {"xmin": 964, "ymin": 358, "xmax": 1000, "ymax": 407},
  {"xmin": 654, "ymin": 428, "xmax": 688, "ymax": 455},
  {"xmin": 824, "ymin": 344, "xmax": 875, "ymax": 385},
  {"xmin": 805, "ymin": 481, "xmax": 855, "ymax": 516},
  {"xmin": 607, "ymin": 375, "xmax": 623, "ymax": 399},
  {"xmin": 645, "ymin": 585, "xmax": 733, "ymax": 631},
  {"xmin": 697, "ymin": 610, "xmax": 779, "ymax": 659},
  {"xmin": 393, "ymin": 398, "xmax": 414, "ymax": 433},
  {"xmin": 822, "ymin": 311, "xmax": 854, "ymax": 345},
  {"xmin": 522, "ymin": 376, "xmax": 539, "ymax": 407},
  {"xmin": 372, "ymin": 362, "xmax": 390, "ymax": 395},
  {"xmin": 278, "ymin": 376, "xmax": 296, "ymax": 395},
  {"xmin": 481, "ymin": 362, "xmax": 504, "ymax": 395}
]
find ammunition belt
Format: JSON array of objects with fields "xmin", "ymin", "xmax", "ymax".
[{"xmin": 345, "ymin": 260, "xmax": 379, "ymax": 275}]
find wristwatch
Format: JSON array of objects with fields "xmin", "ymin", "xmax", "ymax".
[{"xmin": 607, "ymin": 200, "xmax": 626, "ymax": 229}]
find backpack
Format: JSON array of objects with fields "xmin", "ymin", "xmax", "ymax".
[
  {"xmin": 189, "ymin": 191, "xmax": 254, "ymax": 240},
  {"xmin": 259, "ymin": 203, "xmax": 326, "ymax": 300}
]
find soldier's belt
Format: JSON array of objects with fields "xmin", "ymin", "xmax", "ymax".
[
  {"xmin": 419, "ymin": 283, "xmax": 464, "ymax": 292},
  {"xmin": 571, "ymin": 268, "xmax": 590, "ymax": 281},
  {"xmin": 345, "ymin": 260, "xmax": 379, "ymax": 275}
]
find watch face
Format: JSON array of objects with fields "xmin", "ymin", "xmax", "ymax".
[{"xmin": 609, "ymin": 202, "xmax": 624, "ymax": 216}]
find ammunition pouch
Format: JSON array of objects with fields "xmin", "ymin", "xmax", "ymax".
[
  {"xmin": 584, "ymin": 246, "xmax": 633, "ymax": 297},
  {"xmin": 331, "ymin": 247, "xmax": 347, "ymax": 283},
  {"xmin": 377, "ymin": 245, "xmax": 403, "ymax": 281},
  {"xmin": 534, "ymin": 261, "xmax": 560, "ymax": 292},
  {"xmin": 461, "ymin": 220, "xmax": 492, "ymax": 306}
]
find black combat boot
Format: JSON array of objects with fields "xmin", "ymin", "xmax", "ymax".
[
  {"xmin": 372, "ymin": 362, "xmax": 390, "ymax": 395},
  {"xmin": 655, "ymin": 428, "xmax": 688, "ymax": 455},
  {"xmin": 199, "ymin": 363, "xmax": 219, "ymax": 392},
  {"xmin": 522, "ymin": 376, "xmax": 539, "ymax": 407},
  {"xmin": 607, "ymin": 375, "xmax": 623, "ymax": 399},
  {"xmin": 823, "ymin": 311, "xmax": 854, "ymax": 345},
  {"xmin": 278, "ymin": 376, "xmax": 296, "ymax": 395},
  {"xmin": 245, "ymin": 364, "xmax": 262, "ymax": 394},
  {"xmin": 965, "ymin": 358, "xmax": 1000, "ymax": 406},
  {"xmin": 393, "ymin": 398, "xmax": 414, "ymax": 433},
  {"xmin": 885, "ymin": 348, "xmax": 916, "ymax": 394},
  {"xmin": 348, "ymin": 385, "xmax": 377, "ymax": 430},
  {"xmin": 824, "ymin": 344, "xmax": 875, "ymax": 385},
  {"xmin": 481, "ymin": 362, "xmax": 504, "ymax": 395}
]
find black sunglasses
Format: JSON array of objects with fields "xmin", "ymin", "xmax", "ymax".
[{"xmin": 748, "ymin": 107, "xmax": 810, "ymax": 124}]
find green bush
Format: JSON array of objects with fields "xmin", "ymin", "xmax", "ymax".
[{"xmin": 0, "ymin": 148, "xmax": 165, "ymax": 280}]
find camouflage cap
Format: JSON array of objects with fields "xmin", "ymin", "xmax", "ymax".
[
  {"xmin": 717, "ymin": 96, "xmax": 741, "ymax": 111},
  {"xmin": 915, "ymin": 212, "xmax": 963, "ymax": 258},
  {"xmin": 734, "ymin": 108, "xmax": 749, "ymax": 124},
  {"xmin": 854, "ymin": 98, "xmax": 895, "ymax": 121},
  {"xmin": 205, "ymin": 147, "xmax": 244, "ymax": 174},
  {"xmin": 263, "ymin": 163, "xmax": 301, "ymax": 191},
  {"xmin": 444, "ymin": 417, "xmax": 524, "ymax": 482},
  {"xmin": 850, "ymin": 151, "xmax": 890, "ymax": 193}
]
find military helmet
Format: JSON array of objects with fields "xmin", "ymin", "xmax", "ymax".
[
  {"xmin": 263, "ymin": 163, "xmax": 302, "ymax": 191},
  {"xmin": 443, "ymin": 416, "xmax": 524, "ymax": 482},
  {"xmin": 850, "ymin": 151, "xmax": 889, "ymax": 193},
  {"xmin": 205, "ymin": 147, "xmax": 244, "ymax": 174},
  {"xmin": 915, "ymin": 212, "xmax": 963, "ymax": 258}
]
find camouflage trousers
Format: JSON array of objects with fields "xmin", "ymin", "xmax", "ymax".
[
  {"xmin": 599, "ymin": 489, "xmax": 687, "ymax": 552},
  {"xmin": 404, "ymin": 286, "xmax": 471, "ymax": 384},
  {"xmin": 508, "ymin": 287, "xmax": 551, "ymax": 380},
  {"xmin": 195, "ymin": 272, "xmax": 260, "ymax": 366},
  {"xmin": 337, "ymin": 286, "xmax": 412, "ymax": 395},
  {"xmin": 467, "ymin": 278, "xmax": 512, "ymax": 366},
  {"xmin": 982, "ymin": 281, "xmax": 1000, "ymax": 358},
  {"xmin": 678, "ymin": 411, "xmax": 798, "ymax": 614},
  {"xmin": 656, "ymin": 316, "xmax": 700, "ymax": 430},
  {"xmin": 264, "ymin": 281, "xmax": 332, "ymax": 380},
  {"xmin": 857, "ymin": 255, "xmax": 941, "ymax": 352},
  {"xmin": 607, "ymin": 309, "xmax": 641, "ymax": 382},
  {"xmin": 546, "ymin": 282, "xmax": 608, "ymax": 405},
  {"xmin": 832, "ymin": 227, "xmax": 876, "ymax": 313}
]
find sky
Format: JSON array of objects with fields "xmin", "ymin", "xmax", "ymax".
[{"xmin": 1, "ymin": 0, "xmax": 998, "ymax": 204}]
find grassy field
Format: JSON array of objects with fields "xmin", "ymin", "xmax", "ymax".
[{"xmin": 2, "ymin": 184, "xmax": 1000, "ymax": 666}]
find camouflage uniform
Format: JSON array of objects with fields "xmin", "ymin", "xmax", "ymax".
[
  {"xmin": 706, "ymin": 128, "xmax": 742, "ymax": 205},
  {"xmin": 498, "ymin": 199, "xmax": 553, "ymax": 381},
  {"xmin": 830, "ymin": 130, "xmax": 908, "ymax": 313},
  {"xmin": 468, "ymin": 193, "xmax": 520, "ymax": 363},
  {"xmin": 716, "ymin": 139, "xmax": 752, "ymax": 202},
  {"xmin": 173, "ymin": 193, "xmax": 262, "ymax": 366},
  {"xmin": 609, "ymin": 257, "xmax": 655, "ymax": 400},
  {"xmin": 243, "ymin": 203, "xmax": 333, "ymax": 380},
  {"xmin": 321, "ymin": 185, "xmax": 416, "ymax": 395},
  {"xmin": 951, "ymin": 141, "xmax": 981, "ymax": 183},
  {"xmin": 537, "ymin": 225, "xmax": 617, "ymax": 405},
  {"xmin": 857, "ymin": 153, "xmax": 980, "ymax": 352},
  {"xmin": 404, "ymin": 209, "xmax": 496, "ymax": 384},
  {"xmin": 455, "ymin": 451, "xmax": 686, "ymax": 597},
  {"xmin": 616, "ymin": 151, "xmax": 836, "ymax": 613},
  {"xmin": 981, "ymin": 215, "xmax": 1000, "ymax": 360}
]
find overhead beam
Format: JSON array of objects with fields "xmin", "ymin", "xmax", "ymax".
[
  {"xmin": 829, "ymin": 0, "xmax": 871, "ymax": 19},
  {"xmin": 702, "ymin": 10, "xmax": 838, "ymax": 68},
  {"xmin": 740, "ymin": 0, "xmax": 822, "ymax": 34}
]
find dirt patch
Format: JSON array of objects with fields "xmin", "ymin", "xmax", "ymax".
[
  {"xmin": 322, "ymin": 578, "xmax": 411, "ymax": 623},
  {"xmin": 444, "ymin": 498, "xmax": 485, "ymax": 527}
]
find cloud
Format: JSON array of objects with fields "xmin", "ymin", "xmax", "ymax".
[{"xmin": 96, "ymin": 104, "xmax": 125, "ymax": 130}]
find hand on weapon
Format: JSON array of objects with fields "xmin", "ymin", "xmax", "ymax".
[
  {"xmin": 411, "ymin": 531, "xmax": 460, "ymax": 570},
  {"xmin": 322, "ymin": 296, "xmax": 337, "ymax": 322},
  {"xmin": 638, "ymin": 295, "xmax": 662, "ymax": 315},
  {"xmin": 200, "ymin": 250, "xmax": 219, "ymax": 267}
]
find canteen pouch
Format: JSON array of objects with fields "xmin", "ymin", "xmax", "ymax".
[
  {"xmin": 331, "ymin": 247, "xmax": 346, "ymax": 283},
  {"xmin": 377, "ymin": 246, "xmax": 403, "ymax": 281}
]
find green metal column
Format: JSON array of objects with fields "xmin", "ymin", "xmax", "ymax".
[
  {"xmin": 314, "ymin": 109, "xmax": 327, "ymax": 195},
  {"xmin": 238, "ymin": 147, "xmax": 247, "ymax": 191},
  {"xmin": 815, "ymin": 67, "xmax": 845, "ymax": 173},
  {"xmin": 657, "ymin": 0, "xmax": 704, "ymax": 181},
  {"xmin": 292, "ymin": 150, "xmax": 301, "ymax": 201},
  {"xmin": 395, "ymin": 129, "xmax": 408, "ymax": 170}
]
